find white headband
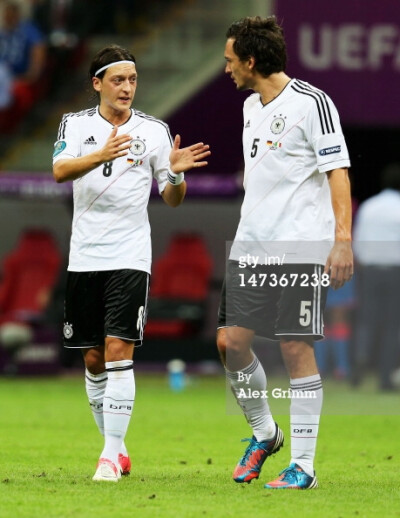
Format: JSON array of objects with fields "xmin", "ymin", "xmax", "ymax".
[{"xmin": 94, "ymin": 60, "xmax": 135, "ymax": 77}]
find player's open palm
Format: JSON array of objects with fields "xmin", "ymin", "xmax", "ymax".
[
  {"xmin": 169, "ymin": 134, "xmax": 210, "ymax": 173},
  {"xmin": 100, "ymin": 126, "xmax": 132, "ymax": 162}
]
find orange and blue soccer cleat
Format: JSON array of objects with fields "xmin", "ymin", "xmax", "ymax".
[
  {"xmin": 264, "ymin": 463, "xmax": 318, "ymax": 489},
  {"xmin": 232, "ymin": 423, "xmax": 284, "ymax": 483},
  {"xmin": 118, "ymin": 453, "xmax": 131, "ymax": 476}
]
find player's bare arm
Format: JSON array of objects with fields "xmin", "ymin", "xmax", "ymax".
[
  {"xmin": 53, "ymin": 126, "xmax": 131, "ymax": 183},
  {"xmin": 325, "ymin": 167, "xmax": 354, "ymax": 289},
  {"xmin": 162, "ymin": 134, "xmax": 211, "ymax": 207}
]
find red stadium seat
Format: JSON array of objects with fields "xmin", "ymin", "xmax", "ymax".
[
  {"xmin": 0, "ymin": 229, "xmax": 62, "ymax": 325},
  {"xmin": 145, "ymin": 233, "xmax": 213, "ymax": 339}
]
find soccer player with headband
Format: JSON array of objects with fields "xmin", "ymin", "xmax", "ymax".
[{"xmin": 52, "ymin": 44, "xmax": 210, "ymax": 482}]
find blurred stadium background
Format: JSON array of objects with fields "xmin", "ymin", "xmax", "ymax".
[{"xmin": 0, "ymin": 0, "xmax": 399, "ymax": 386}]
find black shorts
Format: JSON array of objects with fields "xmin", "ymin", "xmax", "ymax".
[
  {"xmin": 218, "ymin": 261, "xmax": 329, "ymax": 341},
  {"xmin": 63, "ymin": 269, "xmax": 149, "ymax": 348}
]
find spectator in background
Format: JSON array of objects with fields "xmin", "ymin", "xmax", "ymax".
[
  {"xmin": 0, "ymin": 61, "xmax": 12, "ymax": 108},
  {"xmin": 0, "ymin": 0, "xmax": 46, "ymax": 124},
  {"xmin": 314, "ymin": 280, "xmax": 355, "ymax": 380},
  {"xmin": 31, "ymin": 0, "xmax": 90, "ymax": 92},
  {"xmin": 315, "ymin": 195, "xmax": 359, "ymax": 381},
  {"xmin": 352, "ymin": 163, "xmax": 400, "ymax": 391}
]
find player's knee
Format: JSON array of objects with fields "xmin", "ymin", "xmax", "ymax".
[
  {"xmin": 280, "ymin": 337, "xmax": 315, "ymax": 372},
  {"xmin": 216, "ymin": 328, "xmax": 245, "ymax": 357},
  {"xmin": 105, "ymin": 336, "xmax": 134, "ymax": 363},
  {"xmin": 216, "ymin": 328, "xmax": 227, "ymax": 352},
  {"xmin": 218, "ymin": 328, "xmax": 250, "ymax": 357},
  {"xmin": 281, "ymin": 336, "xmax": 313, "ymax": 354},
  {"xmin": 216, "ymin": 328, "xmax": 227, "ymax": 364},
  {"xmin": 83, "ymin": 347, "xmax": 105, "ymax": 374}
]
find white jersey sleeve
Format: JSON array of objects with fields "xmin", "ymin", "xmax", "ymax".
[
  {"xmin": 53, "ymin": 112, "xmax": 81, "ymax": 162},
  {"xmin": 302, "ymin": 86, "xmax": 350, "ymax": 173},
  {"xmin": 150, "ymin": 123, "xmax": 173, "ymax": 194}
]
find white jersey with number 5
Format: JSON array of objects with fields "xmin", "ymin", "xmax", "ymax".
[
  {"xmin": 53, "ymin": 107, "xmax": 171, "ymax": 273},
  {"xmin": 230, "ymin": 78, "xmax": 351, "ymax": 265}
]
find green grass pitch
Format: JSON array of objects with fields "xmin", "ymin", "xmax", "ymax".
[{"xmin": 1, "ymin": 374, "xmax": 400, "ymax": 518}]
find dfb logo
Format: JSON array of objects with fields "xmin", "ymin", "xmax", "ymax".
[{"xmin": 109, "ymin": 404, "xmax": 132, "ymax": 410}]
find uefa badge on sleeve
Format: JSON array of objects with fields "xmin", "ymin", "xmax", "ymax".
[{"xmin": 53, "ymin": 140, "xmax": 66, "ymax": 157}]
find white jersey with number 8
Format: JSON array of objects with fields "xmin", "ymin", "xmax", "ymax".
[{"xmin": 53, "ymin": 107, "xmax": 172, "ymax": 273}]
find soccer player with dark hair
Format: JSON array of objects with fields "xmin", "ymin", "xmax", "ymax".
[
  {"xmin": 53, "ymin": 44, "xmax": 210, "ymax": 482},
  {"xmin": 218, "ymin": 16, "xmax": 353, "ymax": 489}
]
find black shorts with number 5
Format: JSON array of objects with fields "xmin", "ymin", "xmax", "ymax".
[
  {"xmin": 217, "ymin": 261, "xmax": 329, "ymax": 341},
  {"xmin": 63, "ymin": 269, "xmax": 149, "ymax": 348}
]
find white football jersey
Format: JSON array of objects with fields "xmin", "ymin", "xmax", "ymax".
[
  {"xmin": 53, "ymin": 107, "xmax": 171, "ymax": 273},
  {"xmin": 230, "ymin": 78, "xmax": 351, "ymax": 265}
]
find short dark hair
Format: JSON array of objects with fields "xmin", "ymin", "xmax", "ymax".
[
  {"xmin": 381, "ymin": 163, "xmax": 400, "ymax": 191},
  {"xmin": 226, "ymin": 16, "xmax": 287, "ymax": 77},
  {"xmin": 89, "ymin": 44, "xmax": 136, "ymax": 80}
]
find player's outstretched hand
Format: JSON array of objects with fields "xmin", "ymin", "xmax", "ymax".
[
  {"xmin": 169, "ymin": 134, "xmax": 211, "ymax": 173},
  {"xmin": 99, "ymin": 126, "xmax": 132, "ymax": 162}
]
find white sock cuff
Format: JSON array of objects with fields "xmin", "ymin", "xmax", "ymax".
[
  {"xmin": 225, "ymin": 356, "xmax": 259, "ymax": 380},
  {"xmin": 290, "ymin": 374, "xmax": 322, "ymax": 391},
  {"xmin": 105, "ymin": 360, "xmax": 134, "ymax": 372},
  {"xmin": 85, "ymin": 369, "xmax": 108, "ymax": 383}
]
